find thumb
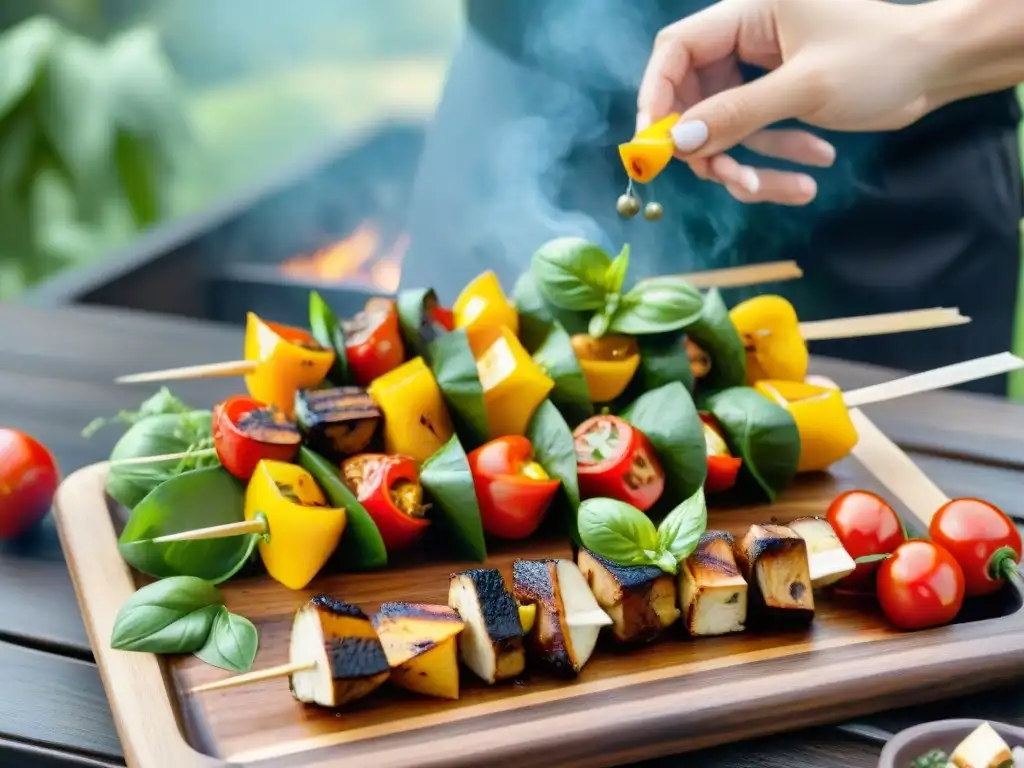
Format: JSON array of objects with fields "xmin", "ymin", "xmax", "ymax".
[{"xmin": 672, "ymin": 64, "xmax": 822, "ymax": 157}]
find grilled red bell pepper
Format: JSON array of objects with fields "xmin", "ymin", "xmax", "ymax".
[
  {"xmin": 699, "ymin": 413, "xmax": 742, "ymax": 494},
  {"xmin": 573, "ymin": 414, "xmax": 665, "ymax": 512},
  {"xmin": 212, "ymin": 395, "xmax": 301, "ymax": 480},
  {"xmin": 467, "ymin": 436, "xmax": 560, "ymax": 540},
  {"xmin": 343, "ymin": 298, "xmax": 406, "ymax": 387},
  {"xmin": 341, "ymin": 453, "xmax": 428, "ymax": 551}
]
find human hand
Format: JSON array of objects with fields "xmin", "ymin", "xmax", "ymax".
[{"xmin": 637, "ymin": 0, "xmax": 945, "ymax": 205}]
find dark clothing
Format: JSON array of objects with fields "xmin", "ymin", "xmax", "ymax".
[{"xmin": 401, "ymin": 1, "xmax": 1023, "ymax": 394}]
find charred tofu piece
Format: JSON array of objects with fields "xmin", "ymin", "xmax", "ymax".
[
  {"xmin": 787, "ymin": 516, "xmax": 856, "ymax": 589},
  {"xmin": 448, "ymin": 569, "xmax": 525, "ymax": 684},
  {"xmin": 679, "ymin": 531, "xmax": 747, "ymax": 637},
  {"xmin": 735, "ymin": 524, "xmax": 815, "ymax": 626},
  {"xmin": 294, "ymin": 386, "xmax": 381, "ymax": 459},
  {"xmin": 288, "ymin": 595, "xmax": 390, "ymax": 707},
  {"xmin": 577, "ymin": 548, "xmax": 680, "ymax": 644},
  {"xmin": 950, "ymin": 721, "xmax": 1013, "ymax": 767},
  {"xmin": 372, "ymin": 602, "xmax": 465, "ymax": 700},
  {"xmin": 512, "ymin": 559, "xmax": 612, "ymax": 677}
]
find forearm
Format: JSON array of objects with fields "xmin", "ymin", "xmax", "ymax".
[{"xmin": 920, "ymin": 0, "xmax": 1024, "ymax": 107}]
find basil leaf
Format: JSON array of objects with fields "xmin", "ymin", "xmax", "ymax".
[
  {"xmin": 119, "ymin": 467, "xmax": 258, "ymax": 583},
  {"xmin": 531, "ymin": 323, "xmax": 593, "ymax": 423},
  {"xmin": 428, "ymin": 329, "xmax": 489, "ymax": 444},
  {"xmin": 298, "ymin": 447, "xmax": 387, "ymax": 569},
  {"xmin": 588, "ymin": 307, "xmax": 613, "ymax": 338},
  {"xmin": 309, "ymin": 290, "xmax": 350, "ymax": 385},
  {"xmin": 699, "ymin": 386, "xmax": 801, "ymax": 502},
  {"xmin": 195, "ymin": 606, "xmax": 259, "ymax": 673},
  {"xmin": 531, "ymin": 237, "xmax": 612, "ymax": 311},
  {"xmin": 610, "ymin": 277, "xmax": 704, "ymax": 335},
  {"xmin": 621, "ymin": 382, "xmax": 707, "ymax": 503},
  {"xmin": 110, "ymin": 576, "xmax": 223, "ymax": 653},
  {"xmin": 604, "ymin": 245, "xmax": 630, "ymax": 294},
  {"xmin": 84, "ymin": 386, "xmax": 196, "ymax": 437},
  {"xmin": 420, "ymin": 436, "xmax": 487, "ymax": 561},
  {"xmin": 526, "ymin": 400, "xmax": 581, "ymax": 543},
  {"xmin": 657, "ymin": 486, "xmax": 707, "ymax": 561},
  {"xmin": 513, "ymin": 271, "xmax": 590, "ymax": 348},
  {"xmin": 397, "ymin": 287, "xmax": 448, "ymax": 362},
  {"xmin": 578, "ymin": 497, "xmax": 660, "ymax": 567},
  {"xmin": 637, "ymin": 333, "xmax": 695, "ymax": 393},
  {"xmin": 684, "ymin": 288, "xmax": 746, "ymax": 389}
]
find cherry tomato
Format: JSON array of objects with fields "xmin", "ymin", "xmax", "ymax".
[
  {"xmin": 876, "ymin": 540, "xmax": 965, "ymax": 630},
  {"xmin": 467, "ymin": 436, "xmax": 560, "ymax": 539},
  {"xmin": 573, "ymin": 415, "xmax": 665, "ymax": 512},
  {"xmin": 0, "ymin": 429, "xmax": 59, "ymax": 539},
  {"xmin": 929, "ymin": 498, "xmax": 1022, "ymax": 597},
  {"xmin": 343, "ymin": 298, "xmax": 406, "ymax": 387},
  {"xmin": 826, "ymin": 489, "xmax": 906, "ymax": 591},
  {"xmin": 213, "ymin": 396, "xmax": 300, "ymax": 480},
  {"xmin": 341, "ymin": 453, "xmax": 428, "ymax": 551}
]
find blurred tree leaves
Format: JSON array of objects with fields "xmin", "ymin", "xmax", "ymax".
[{"xmin": 0, "ymin": 16, "xmax": 187, "ymax": 295}]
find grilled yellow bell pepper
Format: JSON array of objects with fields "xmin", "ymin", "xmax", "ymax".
[
  {"xmin": 452, "ymin": 271, "xmax": 519, "ymax": 336},
  {"xmin": 244, "ymin": 312, "xmax": 336, "ymax": 418},
  {"xmin": 244, "ymin": 459, "xmax": 347, "ymax": 590},
  {"xmin": 570, "ymin": 333, "xmax": 640, "ymax": 403},
  {"xmin": 468, "ymin": 325, "xmax": 554, "ymax": 438},
  {"xmin": 367, "ymin": 357, "xmax": 454, "ymax": 462},
  {"xmin": 618, "ymin": 112, "xmax": 679, "ymax": 184},
  {"xmin": 754, "ymin": 380, "xmax": 859, "ymax": 473},
  {"xmin": 728, "ymin": 295, "xmax": 809, "ymax": 385}
]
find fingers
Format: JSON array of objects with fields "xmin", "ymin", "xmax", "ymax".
[
  {"xmin": 741, "ymin": 129, "xmax": 835, "ymax": 167},
  {"xmin": 704, "ymin": 154, "xmax": 819, "ymax": 205}
]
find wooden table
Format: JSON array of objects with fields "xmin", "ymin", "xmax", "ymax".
[{"xmin": 2, "ymin": 302, "xmax": 1021, "ymax": 768}]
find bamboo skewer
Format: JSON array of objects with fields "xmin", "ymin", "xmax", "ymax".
[
  {"xmin": 190, "ymin": 662, "xmax": 317, "ymax": 694},
  {"xmin": 108, "ymin": 449, "xmax": 218, "ymax": 466},
  {"xmin": 798, "ymin": 307, "xmax": 969, "ymax": 342},
  {"xmin": 116, "ymin": 359, "xmax": 257, "ymax": 384},
  {"xmin": 151, "ymin": 519, "xmax": 268, "ymax": 544},
  {"xmin": 666, "ymin": 260, "xmax": 803, "ymax": 289}
]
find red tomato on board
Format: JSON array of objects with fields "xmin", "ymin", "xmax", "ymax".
[
  {"xmin": 876, "ymin": 540, "xmax": 965, "ymax": 630},
  {"xmin": 0, "ymin": 429, "xmax": 59, "ymax": 539},
  {"xmin": 929, "ymin": 497, "xmax": 1022, "ymax": 597},
  {"xmin": 467, "ymin": 436, "xmax": 560, "ymax": 540},
  {"xmin": 826, "ymin": 489, "xmax": 906, "ymax": 591},
  {"xmin": 212, "ymin": 395, "xmax": 300, "ymax": 480}
]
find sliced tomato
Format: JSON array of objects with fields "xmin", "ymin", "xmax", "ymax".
[{"xmin": 574, "ymin": 414, "xmax": 665, "ymax": 512}]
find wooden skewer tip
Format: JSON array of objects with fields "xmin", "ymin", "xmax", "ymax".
[{"xmin": 189, "ymin": 661, "xmax": 316, "ymax": 694}]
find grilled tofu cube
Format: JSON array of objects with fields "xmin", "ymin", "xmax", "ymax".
[
  {"xmin": 735, "ymin": 524, "xmax": 815, "ymax": 626},
  {"xmin": 448, "ymin": 569, "xmax": 525, "ymax": 684},
  {"xmin": 512, "ymin": 559, "xmax": 612, "ymax": 677},
  {"xmin": 372, "ymin": 602, "xmax": 465, "ymax": 700},
  {"xmin": 288, "ymin": 595, "xmax": 390, "ymax": 707},
  {"xmin": 787, "ymin": 516, "xmax": 856, "ymax": 589},
  {"xmin": 679, "ymin": 531, "xmax": 747, "ymax": 637},
  {"xmin": 577, "ymin": 548, "xmax": 680, "ymax": 643},
  {"xmin": 950, "ymin": 722, "xmax": 1013, "ymax": 767},
  {"xmin": 294, "ymin": 386, "xmax": 381, "ymax": 459}
]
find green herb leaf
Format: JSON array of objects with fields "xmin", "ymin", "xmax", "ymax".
[
  {"xmin": 621, "ymin": 382, "xmax": 707, "ymax": 502},
  {"xmin": 298, "ymin": 447, "xmax": 387, "ymax": 570},
  {"xmin": 309, "ymin": 291, "xmax": 350, "ymax": 385},
  {"xmin": 530, "ymin": 323, "xmax": 593, "ymax": 423},
  {"xmin": 854, "ymin": 553, "xmax": 891, "ymax": 564},
  {"xmin": 588, "ymin": 307, "xmax": 613, "ymax": 339},
  {"xmin": 526, "ymin": 400, "xmax": 581, "ymax": 543},
  {"xmin": 428, "ymin": 329, "xmax": 489, "ymax": 444},
  {"xmin": 578, "ymin": 497, "xmax": 660, "ymax": 567},
  {"xmin": 652, "ymin": 549, "xmax": 679, "ymax": 574},
  {"xmin": 699, "ymin": 387, "xmax": 801, "ymax": 502},
  {"xmin": 610, "ymin": 277, "xmax": 704, "ymax": 335},
  {"xmin": 684, "ymin": 288, "xmax": 746, "ymax": 389},
  {"xmin": 636, "ymin": 333, "xmax": 695, "ymax": 393},
  {"xmin": 657, "ymin": 486, "xmax": 707, "ymax": 561},
  {"xmin": 118, "ymin": 467, "xmax": 257, "ymax": 583},
  {"xmin": 531, "ymin": 237, "xmax": 613, "ymax": 311},
  {"xmin": 194, "ymin": 607, "xmax": 259, "ymax": 673},
  {"xmin": 513, "ymin": 271, "xmax": 590, "ymax": 347},
  {"xmin": 604, "ymin": 245, "xmax": 630, "ymax": 294},
  {"xmin": 397, "ymin": 287, "xmax": 448, "ymax": 362},
  {"xmin": 420, "ymin": 436, "xmax": 487, "ymax": 561},
  {"xmin": 110, "ymin": 576, "xmax": 223, "ymax": 653},
  {"xmin": 84, "ymin": 387, "xmax": 196, "ymax": 437}
]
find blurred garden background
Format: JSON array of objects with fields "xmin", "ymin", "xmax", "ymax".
[{"xmin": 0, "ymin": 0, "xmax": 462, "ymax": 298}]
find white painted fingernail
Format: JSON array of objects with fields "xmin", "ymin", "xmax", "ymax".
[
  {"xmin": 741, "ymin": 167, "xmax": 760, "ymax": 194},
  {"xmin": 670, "ymin": 120, "xmax": 709, "ymax": 152},
  {"xmin": 636, "ymin": 113, "xmax": 651, "ymax": 133},
  {"xmin": 798, "ymin": 176, "xmax": 818, "ymax": 196}
]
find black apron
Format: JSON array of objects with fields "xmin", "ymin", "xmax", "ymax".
[{"xmin": 401, "ymin": 0, "xmax": 1023, "ymax": 394}]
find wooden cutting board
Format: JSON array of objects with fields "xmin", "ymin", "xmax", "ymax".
[{"xmin": 53, "ymin": 411, "xmax": 1024, "ymax": 768}]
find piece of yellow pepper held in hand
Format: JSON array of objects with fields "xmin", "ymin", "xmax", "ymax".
[
  {"xmin": 452, "ymin": 271, "xmax": 519, "ymax": 337},
  {"xmin": 618, "ymin": 112, "xmax": 679, "ymax": 184},
  {"xmin": 754, "ymin": 380, "xmax": 859, "ymax": 473},
  {"xmin": 467, "ymin": 324, "xmax": 554, "ymax": 438},
  {"xmin": 728, "ymin": 296, "xmax": 809, "ymax": 385},
  {"xmin": 244, "ymin": 459, "xmax": 347, "ymax": 590},
  {"xmin": 244, "ymin": 312, "xmax": 336, "ymax": 418},
  {"xmin": 570, "ymin": 333, "xmax": 640, "ymax": 403},
  {"xmin": 367, "ymin": 357, "xmax": 454, "ymax": 463}
]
